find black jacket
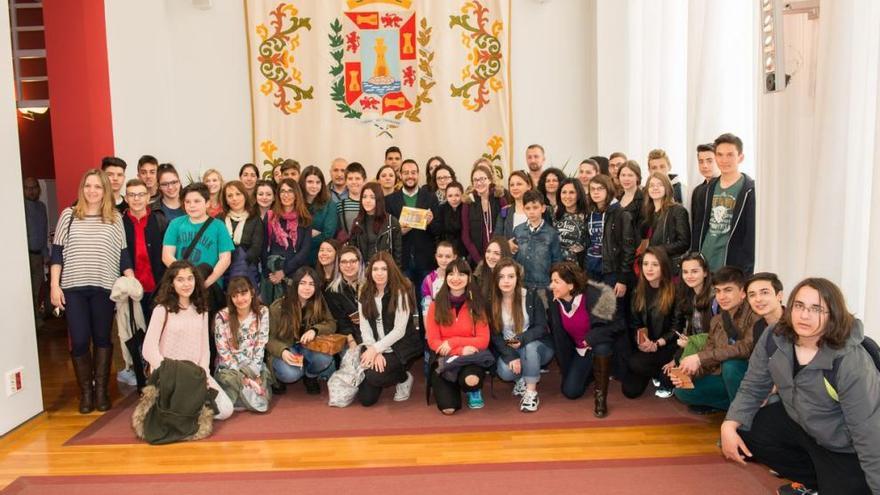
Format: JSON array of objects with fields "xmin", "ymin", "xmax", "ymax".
[
  {"xmin": 692, "ymin": 174, "xmax": 756, "ymax": 274},
  {"xmin": 221, "ymin": 214, "xmax": 264, "ymax": 265},
  {"xmin": 619, "ymin": 188, "xmax": 644, "ymax": 243},
  {"xmin": 549, "ymin": 281, "xmax": 623, "ymax": 376},
  {"xmin": 489, "ymin": 290, "xmax": 551, "ymax": 364},
  {"xmin": 362, "ymin": 289, "xmax": 423, "ymax": 363},
  {"xmin": 689, "ymin": 179, "xmax": 711, "ymax": 244},
  {"xmin": 385, "ymin": 186, "xmax": 438, "ymax": 272},
  {"xmin": 599, "ymin": 204, "xmax": 636, "ymax": 286},
  {"xmin": 349, "ymin": 214, "xmax": 403, "ymax": 267},
  {"xmin": 324, "ymin": 281, "xmax": 359, "ymax": 339},
  {"xmin": 646, "ymin": 203, "xmax": 691, "ymax": 272},
  {"xmin": 122, "ymin": 209, "xmax": 168, "ymax": 289},
  {"xmin": 631, "ymin": 284, "xmax": 685, "ymax": 347},
  {"xmin": 461, "ymin": 191, "xmax": 506, "ymax": 265},
  {"xmin": 429, "ymin": 202, "xmax": 465, "ymax": 258}
]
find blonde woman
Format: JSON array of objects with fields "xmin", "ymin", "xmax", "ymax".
[
  {"xmin": 203, "ymin": 168, "xmax": 225, "ymax": 218},
  {"xmin": 50, "ymin": 169, "xmax": 134, "ymax": 414}
]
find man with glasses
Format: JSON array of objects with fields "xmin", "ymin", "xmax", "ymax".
[
  {"xmin": 386, "ymin": 159, "xmax": 437, "ymax": 294},
  {"xmin": 150, "ymin": 164, "xmax": 184, "ymax": 221}
]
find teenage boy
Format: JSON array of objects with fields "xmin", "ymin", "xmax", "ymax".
[
  {"xmin": 647, "ymin": 149, "xmax": 683, "ymax": 204},
  {"xmin": 336, "ymin": 161, "xmax": 366, "ymax": 240},
  {"xmin": 690, "ymin": 143, "xmax": 717, "ymax": 242},
  {"xmin": 102, "ymin": 156, "xmax": 128, "ymax": 212},
  {"xmin": 673, "ymin": 266, "xmax": 760, "ymax": 412},
  {"xmin": 386, "ymin": 159, "xmax": 438, "ymax": 291},
  {"xmin": 280, "ymin": 159, "xmax": 301, "ymax": 181},
  {"xmin": 513, "ymin": 190, "xmax": 561, "ymax": 307},
  {"xmin": 162, "ymin": 182, "xmax": 233, "ymax": 288},
  {"xmin": 123, "ymin": 179, "xmax": 168, "ymax": 320},
  {"xmin": 137, "ymin": 155, "xmax": 160, "ymax": 201},
  {"xmin": 525, "ymin": 144, "xmax": 545, "ymax": 187},
  {"xmin": 745, "ymin": 272, "xmax": 784, "ymax": 347},
  {"xmin": 151, "ymin": 164, "xmax": 184, "ymax": 221},
  {"xmin": 384, "ymin": 146, "xmax": 403, "ymax": 175},
  {"xmin": 329, "ymin": 157, "xmax": 349, "ymax": 202},
  {"xmin": 692, "ymin": 133, "xmax": 755, "ymax": 274}
]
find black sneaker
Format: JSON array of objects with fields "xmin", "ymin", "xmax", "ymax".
[
  {"xmin": 687, "ymin": 404, "xmax": 724, "ymax": 415},
  {"xmin": 776, "ymin": 482, "xmax": 818, "ymax": 495},
  {"xmin": 271, "ymin": 381, "xmax": 287, "ymax": 395},
  {"xmin": 303, "ymin": 376, "xmax": 321, "ymax": 395}
]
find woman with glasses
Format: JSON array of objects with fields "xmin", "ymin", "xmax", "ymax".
[
  {"xmin": 461, "ymin": 165, "xmax": 507, "ymax": 266},
  {"xmin": 261, "ymin": 179, "xmax": 312, "ymax": 304},
  {"xmin": 429, "ymin": 163, "xmax": 456, "ymax": 204},
  {"xmin": 425, "ymin": 155, "xmax": 447, "ymax": 191},
  {"xmin": 151, "ymin": 164, "xmax": 184, "ymax": 221},
  {"xmin": 721, "ymin": 278, "xmax": 880, "ymax": 495},
  {"xmin": 324, "ymin": 245, "xmax": 364, "ymax": 350}
]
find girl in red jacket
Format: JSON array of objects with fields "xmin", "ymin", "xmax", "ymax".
[{"xmin": 425, "ymin": 258, "xmax": 491, "ymax": 414}]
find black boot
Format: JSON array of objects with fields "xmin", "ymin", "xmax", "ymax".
[
  {"xmin": 302, "ymin": 376, "xmax": 321, "ymax": 395},
  {"xmin": 93, "ymin": 346, "xmax": 113, "ymax": 412},
  {"xmin": 272, "ymin": 381, "xmax": 287, "ymax": 395},
  {"xmin": 593, "ymin": 355, "xmax": 611, "ymax": 418},
  {"xmin": 72, "ymin": 352, "xmax": 94, "ymax": 414}
]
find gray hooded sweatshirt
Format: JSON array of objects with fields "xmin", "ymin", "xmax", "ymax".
[{"xmin": 726, "ymin": 320, "xmax": 880, "ymax": 493}]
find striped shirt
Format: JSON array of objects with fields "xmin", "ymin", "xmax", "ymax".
[
  {"xmin": 336, "ymin": 197, "xmax": 360, "ymax": 235},
  {"xmin": 53, "ymin": 208, "xmax": 127, "ymax": 290}
]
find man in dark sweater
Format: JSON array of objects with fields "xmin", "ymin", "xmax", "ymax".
[{"xmin": 690, "ymin": 143, "xmax": 717, "ymax": 244}]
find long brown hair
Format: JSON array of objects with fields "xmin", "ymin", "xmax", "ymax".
[
  {"xmin": 359, "ymin": 251, "xmax": 412, "ymax": 321},
  {"xmin": 276, "ymin": 266, "xmax": 330, "ymax": 342},
  {"xmin": 73, "ymin": 169, "xmax": 117, "ymax": 223},
  {"xmin": 489, "ymin": 258, "xmax": 524, "ymax": 334},
  {"xmin": 153, "ymin": 260, "xmax": 209, "ymax": 314},
  {"xmin": 433, "ymin": 258, "xmax": 486, "ymax": 326},
  {"xmin": 774, "ymin": 278, "xmax": 855, "ymax": 349},
  {"xmin": 587, "ymin": 174, "xmax": 617, "ymax": 212},
  {"xmin": 299, "ymin": 165, "xmax": 331, "ymax": 208},
  {"xmin": 224, "ymin": 276, "xmax": 262, "ymax": 350},
  {"xmin": 272, "ymin": 178, "xmax": 313, "ymax": 225},
  {"xmin": 350, "ymin": 182, "xmax": 389, "ymax": 235},
  {"xmin": 633, "ymin": 246, "xmax": 676, "ymax": 315},
  {"xmin": 221, "ymin": 180, "xmax": 258, "ymax": 217},
  {"xmin": 641, "ymin": 172, "xmax": 677, "ymax": 226}
]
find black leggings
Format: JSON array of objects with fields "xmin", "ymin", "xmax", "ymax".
[
  {"xmin": 64, "ymin": 288, "xmax": 114, "ymax": 357},
  {"xmin": 431, "ymin": 364, "xmax": 484, "ymax": 412},
  {"xmin": 621, "ymin": 344, "xmax": 677, "ymax": 398},
  {"xmin": 357, "ymin": 352, "xmax": 407, "ymax": 407},
  {"xmin": 739, "ymin": 401, "xmax": 870, "ymax": 494}
]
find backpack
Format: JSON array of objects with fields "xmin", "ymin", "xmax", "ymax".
[
  {"xmin": 764, "ymin": 333, "xmax": 880, "ymax": 402},
  {"xmin": 327, "ymin": 344, "xmax": 366, "ymax": 408}
]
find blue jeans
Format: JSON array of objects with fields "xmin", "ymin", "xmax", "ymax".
[
  {"xmin": 496, "ymin": 340, "xmax": 555, "ymax": 385},
  {"xmin": 272, "ymin": 344, "xmax": 335, "ymax": 383},
  {"xmin": 561, "ymin": 342, "xmax": 613, "ymax": 399}
]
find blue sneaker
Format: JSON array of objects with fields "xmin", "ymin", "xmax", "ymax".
[{"xmin": 466, "ymin": 390, "xmax": 484, "ymax": 409}]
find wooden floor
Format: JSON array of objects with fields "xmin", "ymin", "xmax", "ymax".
[{"xmin": 0, "ymin": 320, "xmax": 726, "ymax": 490}]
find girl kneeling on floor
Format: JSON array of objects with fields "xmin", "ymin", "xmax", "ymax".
[
  {"xmin": 356, "ymin": 251, "xmax": 422, "ymax": 406},
  {"xmin": 489, "ymin": 258, "xmax": 554, "ymax": 412},
  {"xmin": 213, "ymin": 276, "xmax": 271, "ymax": 412},
  {"xmin": 142, "ymin": 260, "xmax": 233, "ymax": 420},
  {"xmin": 425, "ymin": 258, "xmax": 492, "ymax": 414},
  {"xmin": 268, "ymin": 266, "xmax": 337, "ymax": 395},
  {"xmin": 548, "ymin": 261, "xmax": 621, "ymax": 417}
]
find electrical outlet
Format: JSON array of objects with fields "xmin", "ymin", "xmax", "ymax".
[{"xmin": 5, "ymin": 367, "xmax": 23, "ymax": 397}]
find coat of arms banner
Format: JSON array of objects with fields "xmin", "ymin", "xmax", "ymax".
[{"xmin": 245, "ymin": 0, "xmax": 512, "ymax": 180}]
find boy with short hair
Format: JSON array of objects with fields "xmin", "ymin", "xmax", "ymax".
[
  {"xmin": 513, "ymin": 190, "xmax": 561, "ymax": 305},
  {"xmin": 673, "ymin": 266, "xmax": 760, "ymax": 412},
  {"xmin": 336, "ymin": 162, "xmax": 366, "ymax": 240},
  {"xmin": 280, "ymin": 159, "xmax": 301, "ymax": 181},
  {"xmin": 745, "ymin": 272, "xmax": 784, "ymax": 347},
  {"xmin": 161, "ymin": 182, "xmax": 233, "ymax": 288},
  {"xmin": 101, "ymin": 156, "xmax": 128, "ymax": 212},
  {"xmin": 384, "ymin": 146, "xmax": 403, "ymax": 175},
  {"xmin": 137, "ymin": 155, "xmax": 160, "ymax": 201}
]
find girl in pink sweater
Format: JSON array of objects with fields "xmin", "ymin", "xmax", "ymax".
[
  {"xmin": 425, "ymin": 258, "xmax": 491, "ymax": 414},
  {"xmin": 142, "ymin": 260, "xmax": 233, "ymax": 419}
]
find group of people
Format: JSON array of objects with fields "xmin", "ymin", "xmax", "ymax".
[{"xmin": 34, "ymin": 133, "xmax": 879, "ymax": 494}]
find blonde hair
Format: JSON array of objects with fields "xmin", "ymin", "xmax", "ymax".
[
  {"xmin": 647, "ymin": 149, "xmax": 671, "ymax": 170},
  {"xmin": 73, "ymin": 169, "xmax": 117, "ymax": 223},
  {"xmin": 202, "ymin": 168, "xmax": 225, "ymax": 204}
]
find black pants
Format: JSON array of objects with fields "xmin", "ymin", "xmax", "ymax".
[
  {"xmin": 357, "ymin": 352, "xmax": 407, "ymax": 407},
  {"xmin": 739, "ymin": 401, "xmax": 870, "ymax": 494},
  {"xmin": 431, "ymin": 364, "xmax": 484, "ymax": 412},
  {"xmin": 561, "ymin": 343, "xmax": 613, "ymax": 399},
  {"xmin": 621, "ymin": 344, "xmax": 677, "ymax": 398},
  {"xmin": 64, "ymin": 287, "xmax": 114, "ymax": 357}
]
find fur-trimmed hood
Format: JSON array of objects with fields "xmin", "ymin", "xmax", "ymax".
[{"xmin": 587, "ymin": 280, "xmax": 617, "ymax": 321}]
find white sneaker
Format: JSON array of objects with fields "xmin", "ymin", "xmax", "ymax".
[
  {"xmin": 393, "ymin": 371, "xmax": 414, "ymax": 401},
  {"xmin": 655, "ymin": 387, "xmax": 674, "ymax": 399},
  {"xmin": 116, "ymin": 368, "xmax": 137, "ymax": 387},
  {"xmin": 520, "ymin": 390, "xmax": 539, "ymax": 412},
  {"xmin": 511, "ymin": 378, "xmax": 526, "ymax": 397},
  {"xmin": 651, "ymin": 378, "xmax": 661, "ymax": 388}
]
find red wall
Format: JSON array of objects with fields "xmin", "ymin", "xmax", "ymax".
[
  {"xmin": 17, "ymin": 111, "xmax": 55, "ymax": 180},
  {"xmin": 43, "ymin": 0, "xmax": 114, "ymax": 210}
]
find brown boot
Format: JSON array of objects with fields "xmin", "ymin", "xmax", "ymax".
[
  {"xmin": 593, "ymin": 355, "xmax": 611, "ymax": 418},
  {"xmin": 71, "ymin": 352, "xmax": 94, "ymax": 414},
  {"xmin": 94, "ymin": 346, "xmax": 113, "ymax": 412}
]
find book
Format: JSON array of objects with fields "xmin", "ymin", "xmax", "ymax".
[
  {"xmin": 669, "ymin": 367, "xmax": 695, "ymax": 389},
  {"xmin": 399, "ymin": 206, "xmax": 429, "ymax": 230}
]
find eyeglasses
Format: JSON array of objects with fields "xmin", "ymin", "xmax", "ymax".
[
  {"xmin": 791, "ymin": 301, "xmax": 828, "ymax": 316},
  {"xmin": 339, "ymin": 259, "xmax": 359, "ymax": 265},
  {"xmin": 159, "ymin": 180, "xmax": 179, "ymax": 188},
  {"xmin": 126, "ymin": 192, "xmax": 148, "ymax": 199},
  {"xmin": 473, "ymin": 177, "xmax": 489, "ymax": 184},
  {"xmin": 279, "ymin": 189, "xmax": 295, "ymax": 195},
  {"xmin": 436, "ymin": 175, "xmax": 452, "ymax": 181}
]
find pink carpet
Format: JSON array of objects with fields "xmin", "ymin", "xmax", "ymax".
[
  {"xmin": 1, "ymin": 456, "xmax": 783, "ymax": 494},
  {"xmin": 67, "ymin": 370, "xmax": 709, "ymax": 445}
]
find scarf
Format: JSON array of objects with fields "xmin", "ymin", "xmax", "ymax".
[
  {"xmin": 267, "ymin": 209, "xmax": 299, "ymax": 249},
  {"xmin": 224, "ymin": 211, "xmax": 249, "ymax": 245}
]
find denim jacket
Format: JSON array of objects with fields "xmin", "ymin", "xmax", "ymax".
[{"xmin": 512, "ymin": 220, "xmax": 562, "ymax": 289}]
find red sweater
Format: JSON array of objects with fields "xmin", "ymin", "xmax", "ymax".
[{"xmin": 425, "ymin": 301, "xmax": 490, "ymax": 356}]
